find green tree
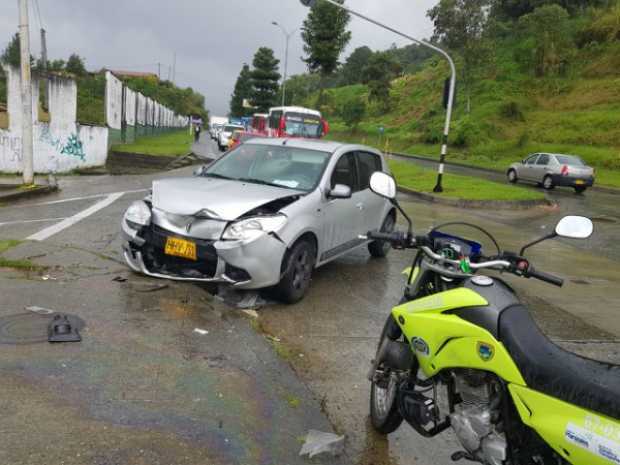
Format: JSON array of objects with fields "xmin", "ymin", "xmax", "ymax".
[
  {"xmin": 65, "ymin": 54, "xmax": 87, "ymax": 76},
  {"xmin": 250, "ymin": 47, "xmax": 281, "ymax": 113},
  {"xmin": 301, "ymin": 0, "xmax": 352, "ymax": 93},
  {"xmin": 428, "ymin": 0, "xmax": 492, "ymax": 112},
  {"xmin": 362, "ymin": 52, "xmax": 400, "ymax": 110},
  {"xmin": 341, "ymin": 96, "xmax": 366, "ymax": 131},
  {"xmin": 517, "ymin": 4, "xmax": 574, "ymax": 76},
  {"xmin": 1, "ymin": 33, "xmax": 27, "ymax": 68},
  {"xmin": 277, "ymin": 73, "xmax": 321, "ymax": 106},
  {"xmin": 229, "ymin": 63, "xmax": 253, "ymax": 117},
  {"xmin": 340, "ymin": 46, "xmax": 373, "ymax": 85}
]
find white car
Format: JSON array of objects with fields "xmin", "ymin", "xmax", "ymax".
[{"xmin": 217, "ymin": 124, "xmax": 245, "ymax": 151}]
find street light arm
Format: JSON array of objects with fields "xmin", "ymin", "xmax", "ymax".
[{"xmin": 309, "ymin": 0, "xmax": 456, "ymax": 193}]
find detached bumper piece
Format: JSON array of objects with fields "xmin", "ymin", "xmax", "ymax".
[{"xmin": 48, "ymin": 314, "xmax": 81, "ymax": 343}]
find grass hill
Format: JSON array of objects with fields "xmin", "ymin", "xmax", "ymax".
[{"xmin": 300, "ymin": 2, "xmax": 620, "ymax": 188}]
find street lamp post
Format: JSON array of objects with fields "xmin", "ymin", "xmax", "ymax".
[
  {"xmin": 272, "ymin": 21, "xmax": 297, "ymax": 107},
  {"xmin": 299, "ymin": 0, "xmax": 455, "ymax": 193}
]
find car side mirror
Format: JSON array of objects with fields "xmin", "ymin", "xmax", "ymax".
[
  {"xmin": 328, "ymin": 184, "xmax": 352, "ymax": 200},
  {"xmin": 194, "ymin": 165, "xmax": 208, "ymax": 176},
  {"xmin": 369, "ymin": 172, "xmax": 397, "ymax": 200},
  {"xmin": 555, "ymin": 216, "xmax": 593, "ymax": 239}
]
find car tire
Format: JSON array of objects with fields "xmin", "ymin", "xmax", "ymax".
[
  {"xmin": 507, "ymin": 169, "xmax": 518, "ymax": 184},
  {"xmin": 543, "ymin": 175, "xmax": 555, "ymax": 190},
  {"xmin": 575, "ymin": 186, "xmax": 587, "ymax": 194},
  {"xmin": 368, "ymin": 213, "xmax": 395, "ymax": 258},
  {"xmin": 275, "ymin": 239, "xmax": 316, "ymax": 304}
]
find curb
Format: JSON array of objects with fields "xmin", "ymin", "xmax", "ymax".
[
  {"xmin": 0, "ymin": 184, "xmax": 59, "ymax": 203},
  {"xmin": 106, "ymin": 151, "xmax": 197, "ymax": 174},
  {"xmin": 387, "ymin": 151, "xmax": 620, "ymax": 196},
  {"xmin": 397, "ymin": 185, "xmax": 557, "ymax": 210}
]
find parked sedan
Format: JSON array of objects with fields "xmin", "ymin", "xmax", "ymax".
[
  {"xmin": 507, "ymin": 153, "xmax": 595, "ymax": 193},
  {"xmin": 121, "ymin": 138, "xmax": 395, "ymax": 303}
]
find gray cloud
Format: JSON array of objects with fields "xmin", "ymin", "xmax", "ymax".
[{"xmin": 1, "ymin": 0, "xmax": 437, "ymax": 115}]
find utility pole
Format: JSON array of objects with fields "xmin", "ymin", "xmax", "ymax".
[
  {"xmin": 157, "ymin": 62, "xmax": 161, "ymax": 80},
  {"xmin": 272, "ymin": 22, "xmax": 297, "ymax": 107},
  {"xmin": 18, "ymin": 0, "xmax": 34, "ymax": 185},
  {"xmin": 172, "ymin": 52, "xmax": 176, "ymax": 84},
  {"xmin": 40, "ymin": 28, "xmax": 48, "ymax": 110}
]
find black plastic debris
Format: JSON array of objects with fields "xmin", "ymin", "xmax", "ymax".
[{"xmin": 48, "ymin": 314, "xmax": 82, "ymax": 343}]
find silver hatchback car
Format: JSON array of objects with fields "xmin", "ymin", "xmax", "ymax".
[
  {"xmin": 507, "ymin": 153, "xmax": 595, "ymax": 193},
  {"xmin": 122, "ymin": 138, "xmax": 395, "ymax": 303}
]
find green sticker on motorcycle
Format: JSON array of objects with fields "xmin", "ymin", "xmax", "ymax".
[{"xmin": 477, "ymin": 342, "xmax": 495, "ymax": 362}]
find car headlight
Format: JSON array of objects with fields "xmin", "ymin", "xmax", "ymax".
[
  {"xmin": 222, "ymin": 214, "xmax": 287, "ymax": 242},
  {"xmin": 124, "ymin": 200, "xmax": 151, "ymax": 229}
]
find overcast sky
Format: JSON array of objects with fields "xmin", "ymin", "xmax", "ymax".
[{"xmin": 1, "ymin": 0, "xmax": 437, "ymax": 115}]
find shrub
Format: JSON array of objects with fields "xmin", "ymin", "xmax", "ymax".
[
  {"xmin": 341, "ymin": 97, "xmax": 367, "ymax": 131},
  {"xmin": 499, "ymin": 101, "xmax": 525, "ymax": 121}
]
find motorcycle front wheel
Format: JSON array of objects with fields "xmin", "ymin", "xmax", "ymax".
[{"xmin": 369, "ymin": 315, "xmax": 406, "ymax": 434}]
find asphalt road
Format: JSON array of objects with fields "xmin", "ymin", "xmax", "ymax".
[{"xmin": 0, "ymin": 141, "xmax": 618, "ymax": 465}]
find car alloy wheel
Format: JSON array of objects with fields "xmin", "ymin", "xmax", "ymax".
[
  {"xmin": 507, "ymin": 170, "xmax": 517, "ymax": 183},
  {"xmin": 543, "ymin": 175, "xmax": 554, "ymax": 190}
]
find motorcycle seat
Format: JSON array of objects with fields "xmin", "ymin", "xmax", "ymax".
[{"xmin": 499, "ymin": 305, "xmax": 620, "ymax": 420}]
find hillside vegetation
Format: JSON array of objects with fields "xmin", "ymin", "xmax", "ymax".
[{"xmin": 296, "ymin": 1, "xmax": 620, "ymax": 188}]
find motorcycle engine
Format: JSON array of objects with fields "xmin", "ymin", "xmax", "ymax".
[{"xmin": 450, "ymin": 370, "xmax": 507, "ymax": 465}]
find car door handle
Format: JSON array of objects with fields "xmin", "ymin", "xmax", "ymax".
[{"xmin": 356, "ymin": 202, "xmax": 364, "ymax": 210}]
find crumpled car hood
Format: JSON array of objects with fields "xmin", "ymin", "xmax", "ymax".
[{"xmin": 151, "ymin": 177, "xmax": 303, "ymax": 220}]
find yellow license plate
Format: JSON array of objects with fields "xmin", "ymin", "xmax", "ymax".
[
  {"xmin": 164, "ymin": 237, "xmax": 197, "ymax": 261},
  {"xmin": 575, "ymin": 180, "xmax": 585, "ymax": 185}
]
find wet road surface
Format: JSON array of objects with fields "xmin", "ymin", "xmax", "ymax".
[{"xmin": 0, "ymin": 145, "xmax": 619, "ymax": 464}]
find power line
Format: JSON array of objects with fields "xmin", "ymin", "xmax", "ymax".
[{"xmin": 34, "ymin": 0, "xmax": 44, "ymax": 30}]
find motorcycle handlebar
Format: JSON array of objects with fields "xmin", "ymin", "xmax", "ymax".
[
  {"xmin": 526, "ymin": 266, "xmax": 564, "ymax": 287},
  {"xmin": 365, "ymin": 230, "xmax": 409, "ymax": 243}
]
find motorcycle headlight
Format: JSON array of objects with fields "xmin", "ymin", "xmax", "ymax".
[
  {"xmin": 222, "ymin": 214, "xmax": 287, "ymax": 242},
  {"xmin": 124, "ymin": 200, "xmax": 152, "ymax": 229}
]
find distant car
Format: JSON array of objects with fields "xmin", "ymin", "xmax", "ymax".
[
  {"xmin": 121, "ymin": 138, "xmax": 395, "ymax": 303},
  {"xmin": 507, "ymin": 153, "xmax": 595, "ymax": 193},
  {"xmin": 217, "ymin": 124, "xmax": 245, "ymax": 151}
]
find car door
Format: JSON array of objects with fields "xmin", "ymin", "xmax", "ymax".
[
  {"xmin": 533, "ymin": 153, "xmax": 551, "ymax": 183},
  {"xmin": 319, "ymin": 152, "xmax": 364, "ymax": 262},
  {"xmin": 520, "ymin": 154, "xmax": 540, "ymax": 181},
  {"xmin": 355, "ymin": 151, "xmax": 386, "ymax": 232}
]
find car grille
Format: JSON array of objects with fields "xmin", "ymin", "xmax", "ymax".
[{"xmin": 141, "ymin": 224, "xmax": 218, "ymax": 278}]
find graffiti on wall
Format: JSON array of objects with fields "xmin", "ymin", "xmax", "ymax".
[
  {"xmin": 0, "ymin": 134, "xmax": 22, "ymax": 162},
  {"xmin": 39, "ymin": 126, "xmax": 86, "ymax": 161}
]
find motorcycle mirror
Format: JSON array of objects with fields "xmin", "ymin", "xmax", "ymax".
[
  {"xmin": 369, "ymin": 172, "xmax": 397, "ymax": 200},
  {"xmin": 555, "ymin": 215, "xmax": 593, "ymax": 239}
]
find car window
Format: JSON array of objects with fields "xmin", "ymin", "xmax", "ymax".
[
  {"xmin": 556, "ymin": 155, "xmax": 585, "ymax": 166},
  {"xmin": 331, "ymin": 152, "xmax": 358, "ymax": 192},
  {"xmin": 356, "ymin": 151, "xmax": 382, "ymax": 190},
  {"xmin": 536, "ymin": 154, "xmax": 550, "ymax": 165},
  {"xmin": 525, "ymin": 154, "xmax": 539, "ymax": 165},
  {"xmin": 205, "ymin": 143, "xmax": 331, "ymax": 192}
]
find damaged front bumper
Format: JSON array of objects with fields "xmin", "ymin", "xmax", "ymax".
[{"xmin": 122, "ymin": 220, "xmax": 287, "ymax": 290}]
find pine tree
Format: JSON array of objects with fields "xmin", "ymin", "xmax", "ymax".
[
  {"xmin": 301, "ymin": 0, "xmax": 351, "ymax": 77},
  {"xmin": 250, "ymin": 47, "xmax": 280, "ymax": 113},
  {"xmin": 229, "ymin": 63, "xmax": 253, "ymax": 117}
]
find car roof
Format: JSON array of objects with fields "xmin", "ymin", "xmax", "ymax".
[{"xmin": 242, "ymin": 137, "xmax": 380, "ymax": 155}]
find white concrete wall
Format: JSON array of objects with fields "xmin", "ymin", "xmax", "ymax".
[
  {"xmin": 125, "ymin": 88, "xmax": 136, "ymax": 126},
  {"xmin": 136, "ymin": 92, "xmax": 146, "ymax": 125},
  {"xmin": 105, "ymin": 71, "xmax": 123, "ymax": 130},
  {"xmin": 0, "ymin": 66, "xmax": 109, "ymax": 174}
]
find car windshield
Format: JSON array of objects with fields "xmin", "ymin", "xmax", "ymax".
[
  {"xmin": 555, "ymin": 155, "xmax": 585, "ymax": 166},
  {"xmin": 284, "ymin": 113, "xmax": 322, "ymax": 138},
  {"xmin": 224, "ymin": 125, "xmax": 243, "ymax": 133},
  {"xmin": 203, "ymin": 143, "xmax": 331, "ymax": 191}
]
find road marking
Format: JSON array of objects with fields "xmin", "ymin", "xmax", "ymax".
[
  {"xmin": 0, "ymin": 217, "xmax": 67, "ymax": 227},
  {"xmin": 23, "ymin": 188, "xmax": 148, "ymax": 207},
  {"xmin": 27, "ymin": 193, "xmax": 125, "ymax": 242}
]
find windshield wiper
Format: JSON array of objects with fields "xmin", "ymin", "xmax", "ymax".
[
  {"xmin": 238, "ymin": 177, "xmax": 294, "ymax": 189},
  {"xmin": 203, "ymin": 172, "xmax": 234, "ymax": 180}
]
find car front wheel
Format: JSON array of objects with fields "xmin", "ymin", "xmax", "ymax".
[
  {"xmin": 368, "ymin": 213, "xmax": 395, "ymax": 258},
  {"xmin": 275, "ymin": 239, "xmax": 316, "ymax": 304}
]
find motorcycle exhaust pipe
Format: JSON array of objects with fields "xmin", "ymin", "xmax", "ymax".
[{"xmin": 368, "ymin": 338, "xmax": 415, "ymax": 381}]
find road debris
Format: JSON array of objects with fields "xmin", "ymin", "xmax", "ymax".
[
  {"xmin": 26, "ymin": 306, "xmax": 54, "ymax": 315},
  {"xmin": 112, "ymin": 276, "xmax": 128, "ymax": 282},
  {"xmin": 193, "ymin": 328, "xmax": 209, "ymax": 335},
  {"xmin": 299, "ymin": 429, "xmax": 345, "ymax": 458},
  {"xmin": 48, "ymin": 314, "xmax": 82, "ymax": 343},
  {"xmin": 131, "ymin": 282, "xmax": 169, "ymax": 292},
  {"xmin": 242, "ymin": 309, "xmax": 259, "ymax": 319}
]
